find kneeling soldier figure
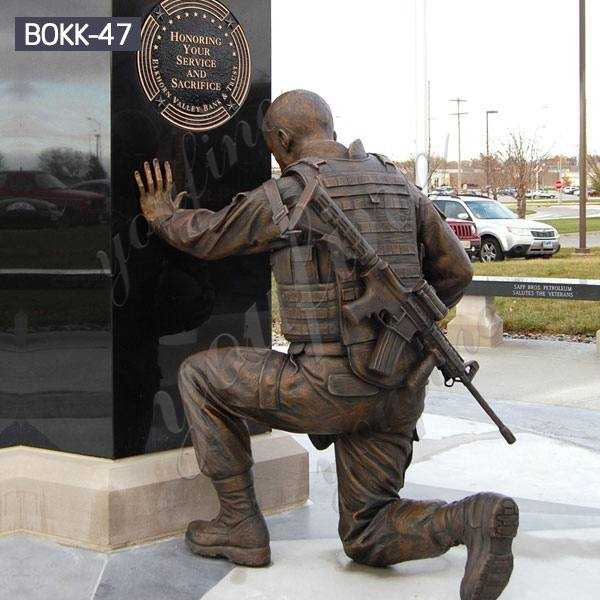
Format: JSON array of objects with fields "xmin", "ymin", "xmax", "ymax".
[{"xmin": 136, "ymin": 90, "xmax": 518, "ymax": 600}]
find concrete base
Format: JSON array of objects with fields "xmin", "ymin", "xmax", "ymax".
[
  {"xmin": 0, "ymin": 432, "xmax": 308, "ymax": 551},
  {"xmin": 446, "ymin": 295, "xmax": 504, "ymax": 349}
]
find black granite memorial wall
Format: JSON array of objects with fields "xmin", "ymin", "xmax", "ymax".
[{"xmin": 0, "ymin": 0, "xmax": 272, "ymax": 458}]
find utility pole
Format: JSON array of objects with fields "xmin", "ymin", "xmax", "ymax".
[
  {"xmin": 486, "ymin": 110, "xmax": 499, "ymax": 192},
  {"xmin": 86, "ymin": 116, "xmax": 102, "ymax": 162},
  {"xmin": 427, "ymin": 81, "xmax": 432, "ymax": 159},
  {"xmin": 577, "ymin": 0, "xmax": 589, "ymax": 254},
  {"xmin": 450, "ymin": 98, "xmax": 467, "ymax": 191},
  {"xmin": 415, "ymin": 0, "xmax": 429, "ymax": 193}
]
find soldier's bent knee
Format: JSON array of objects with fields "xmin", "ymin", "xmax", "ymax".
[
  {"xmin": 342, "ymin": 541, "xmax": 384, "ymax": 567},
  {"xmin": 178, "ymin": 354, "xmax": 210, "ymax": 396}
]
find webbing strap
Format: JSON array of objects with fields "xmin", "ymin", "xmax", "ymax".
[
  {"xmin": 263, "ymin": 179, "xmax": 290, "ymax": 234},
  {"xmin": 288, "ymin": 178, "xmax": 318, "ymax": 231},
  {"xmin": 371, "ymin": 153, "xmax": 398, "ymax": 173},
  {"xmin": 278, "ymin": 282, "xmax": 337, "ymax": 304}
]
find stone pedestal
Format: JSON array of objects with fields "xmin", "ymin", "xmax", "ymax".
[
  {"xmin": 446, "ymin": 296, "xmax": 504, "ymax": 349},
  {"xmin": 0, "ymin": 432, "xmax": 308, "ymax": 551}
]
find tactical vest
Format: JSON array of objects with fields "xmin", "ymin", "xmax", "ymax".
[{"xmin": 269, "ymin": 148, "xmax": 424, "ymax": 387}]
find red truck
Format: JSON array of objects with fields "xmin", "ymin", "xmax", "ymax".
[
  {"xmin": 0, "ymin": 171, "xmax": 106, "ymax": 225},
  {"xmin": 446, "ymin": 217, "xmax": 481, "ymax": 260}
]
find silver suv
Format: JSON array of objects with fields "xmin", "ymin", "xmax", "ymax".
[{"xmin": 430, "ymin": 195, "xmax": 560, "ymax": 262}]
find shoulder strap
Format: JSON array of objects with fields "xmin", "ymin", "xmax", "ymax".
[
  {"xmin": 284, "ymin": 158, "xmax": 329, "ymax": 182},
  {"xmin": 371, "ymin": 153, "xmax": 397, "ymax": 173},
  {"xmin": 262, "ymin": 179, "xmax": 290, "ymax": 234}
]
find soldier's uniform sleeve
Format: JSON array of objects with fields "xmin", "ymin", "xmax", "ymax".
[
  {"xmin": 152, "ymin": 178, "xmax": 301, "ymax": 260},
  {"xmin": 414, "ymin": 189, "xmax": 473, "ymax": 309}
]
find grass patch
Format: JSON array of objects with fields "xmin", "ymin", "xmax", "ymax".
[
  {"xmin": 537, "ymin": 217, "xmax": 600, "ymax": 235},
  {"xmin": 272, "ymin": 250, "xmax": 600, "ymax": 338},
  {"xmin": 473, "ymin": 248, "xmax": 600, "ymax": 335},
  {"xmin": 474, "ymin": 247, "xmax": 600, "ymax": 278},
  {"xmin": 490, "ymin": 297, "xmax": 599, "ymax": 336}
]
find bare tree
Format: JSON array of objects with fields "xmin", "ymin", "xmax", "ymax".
[
  {"xmin": 501, "ymin": 133, "xmax": 548, "ymax": 217},
  {"xmin": 588, "ymin": 155, "xmax": 600, "ymax": 196},
  {"xmin": 38, "ymin": 147, "xmax": 89, "ymax": 183},
  {"xmin": 396, "ymin": 158, "xmax": 416, "ymax": 184},
  {"xmin": 0, "ymin": 151, "xmax": 5, "ymax": 171},
  {"xmin": 479, "ymin": 153, "xmax": 507, "ymax": 198},
  {"xmin": 395, "ymin": 155, "xmax": 446, "ymax": 189}
]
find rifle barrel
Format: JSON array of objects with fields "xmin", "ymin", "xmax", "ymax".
[{"xmin": 462, "ymin": 379, "xmax": 516, "ymax": 445}]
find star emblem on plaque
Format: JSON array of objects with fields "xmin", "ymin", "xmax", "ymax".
[{"xmin": 138, "ymin": 0, "xmax": 252, "ymax": 131}]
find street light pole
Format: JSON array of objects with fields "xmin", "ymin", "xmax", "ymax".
[
  {"xmin": 450, "ymin": 98, "xmax": 467, "ymax": 191},
  {"xmin": 86, "ymin": 116, "xmax": 102, "ymax": 161},
  {"xmin": 486, "ymin": 110, "xmax": 499, "ymax": 192},
  {"xmin": 577, "ymin": 0, "xmax": 589, "ymax": 254}
]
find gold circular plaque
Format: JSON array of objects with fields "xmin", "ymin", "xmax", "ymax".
[{"xmin": 137, "ymin": 0, "xmax": 252, "ymax": 132}]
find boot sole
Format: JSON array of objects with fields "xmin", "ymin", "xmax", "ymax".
[
  {"xmin": 186, "ymin": 535, "xmax": 271, "ymax": 568},
  {"xmin": 461, "ymin": 497, "xmax": 519, "ymax": 600}
]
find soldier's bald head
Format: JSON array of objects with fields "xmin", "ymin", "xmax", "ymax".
[
  {"xmin": 262, "ymin": 90, "xmax": 336, "ymax": 169},
  {"xmin": 263, "ymin": 90, "xmax": 335, "ymax": 140}
]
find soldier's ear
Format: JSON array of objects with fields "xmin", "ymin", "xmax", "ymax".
[
  {"xmin": 277, "ymin": 128, "xmax": 291, "ymax": 151},
  {"xmin": 333, "ymin": 130, "xmax": 338, "ymax": 142}
]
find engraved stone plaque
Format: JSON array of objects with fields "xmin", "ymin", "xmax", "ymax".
[{"xmin": 138, "ymin": 0, "xmax": 251, "ymax": 131}]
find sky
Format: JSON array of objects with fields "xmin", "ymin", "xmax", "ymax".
[
  {"xmin": 273, "ymin": 0, "xmax": 600, "ymax": 161},
  {"xmin": 0, "ymin": 0, "xmax": 111, "ymax": 170},
  {"xmin": 0, "ymin": 0, "xmax": 596, "ymax": 170}
]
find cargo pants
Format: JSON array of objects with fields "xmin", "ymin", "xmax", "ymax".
[{"xmin": 178, "ymin": 345, "xmax": 449, "ymax": 565}]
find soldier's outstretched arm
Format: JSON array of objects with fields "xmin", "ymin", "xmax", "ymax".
[
  {"xmin": 135, "ymin": 159, "xmax": 284, "ymax": 260},
  {"xmin": 416, "ymin": 190, "xmax": 474, "ymax": 309}
]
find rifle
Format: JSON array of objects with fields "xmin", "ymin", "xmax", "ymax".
[{"xmin": 298, "ymin": 182, "xmax": 516, "ymax": 445}]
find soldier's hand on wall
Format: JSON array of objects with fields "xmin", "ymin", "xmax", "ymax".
[{"xmin": 135, "ymin": 159, "xmax": 187, "ymax": 226}]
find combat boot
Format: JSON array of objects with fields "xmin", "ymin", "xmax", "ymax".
[
  {"xmin": 434, "ymin": 493, "xmax": 519, "ymax": 600},
  {"xmin": 185, "ymin": 471, "xmax": 271, "ymax": 567}
]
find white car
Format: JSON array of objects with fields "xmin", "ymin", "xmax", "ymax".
[
  {"xmin": 525, "ymin": 190, "xmax": 556, "ymax": 199},
  {"xmin": 430, "ymin": 195, "xmax": 561, "ymax": 262}
]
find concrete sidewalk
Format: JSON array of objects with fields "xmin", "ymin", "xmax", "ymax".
[
  {"xmin": 560, "ymin": 231, "xmax": 600, "ymax": 248},
  {"xmin": 4, "ymin": 407, "xmax": 600, "ymax": 600},
  {"xmin": 2, "ymin": 339, "xmax": 599, "ymax": 599},
  {"xmin": 427, "ymin": 337, "xmax": 600, "ymax": 411}
]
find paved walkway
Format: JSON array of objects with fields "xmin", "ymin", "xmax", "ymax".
[
  {"xmin": 2, "ymin": 339, "xmax": 600, "ymax": 599},
  {"xmin": 529, "ymin": 203, "xmax": 600, "ymax": 220},
  {"xmin": 560, "ymin": 231, "xmax": 600, "ymax": 248}
]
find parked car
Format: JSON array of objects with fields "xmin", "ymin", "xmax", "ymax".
[
  {"xmin": 525, "ymin": 190, "xmax": 556, "ymax": 199},
  {"xmin": 499, "ymin": 187, "xmax": 517, "ymax": 198},
  {"xmin": 431, "ymin": 186, "xmax": 455, "ymax": 196},
  {"xmin": 0, "ymin": 171, "xmax": 105, "ymax": 225},
  {"xmin": 446, "ymin": 217, "xmax": 481, "ymax": 260},
  {"xmin": 71, "ymin": 178, "xmax": 110, "ymax": 199},
  {"xmin": 562, "ymin": 186, "xmax": 578, "ymax": 195},
  {"xmin": 70, "ymin": 179, "xmax": 110, "ymax": 222},
  {"xmin": 430, "ymin": 195, "xmax": 560, "ymax": 261},
  {"xmin": 0, "ymin": 197, "xmax": 62, "ymax": 228}
]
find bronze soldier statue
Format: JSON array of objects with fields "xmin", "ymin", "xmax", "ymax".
[{"xmin": 136, "ymin": 90, "xmax": 519, "ymax": 600}]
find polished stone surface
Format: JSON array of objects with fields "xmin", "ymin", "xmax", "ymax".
[
  {"xmin": 0, "ymin": 0, "xmax": 112, "ymax": 456},
  {"xmin": 110, "ymin": 0, "xmax": 272, "ymax": 459},
  {"xmin": 0, "ymin": 0, "xmax": 272, "ymax": 458}
]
